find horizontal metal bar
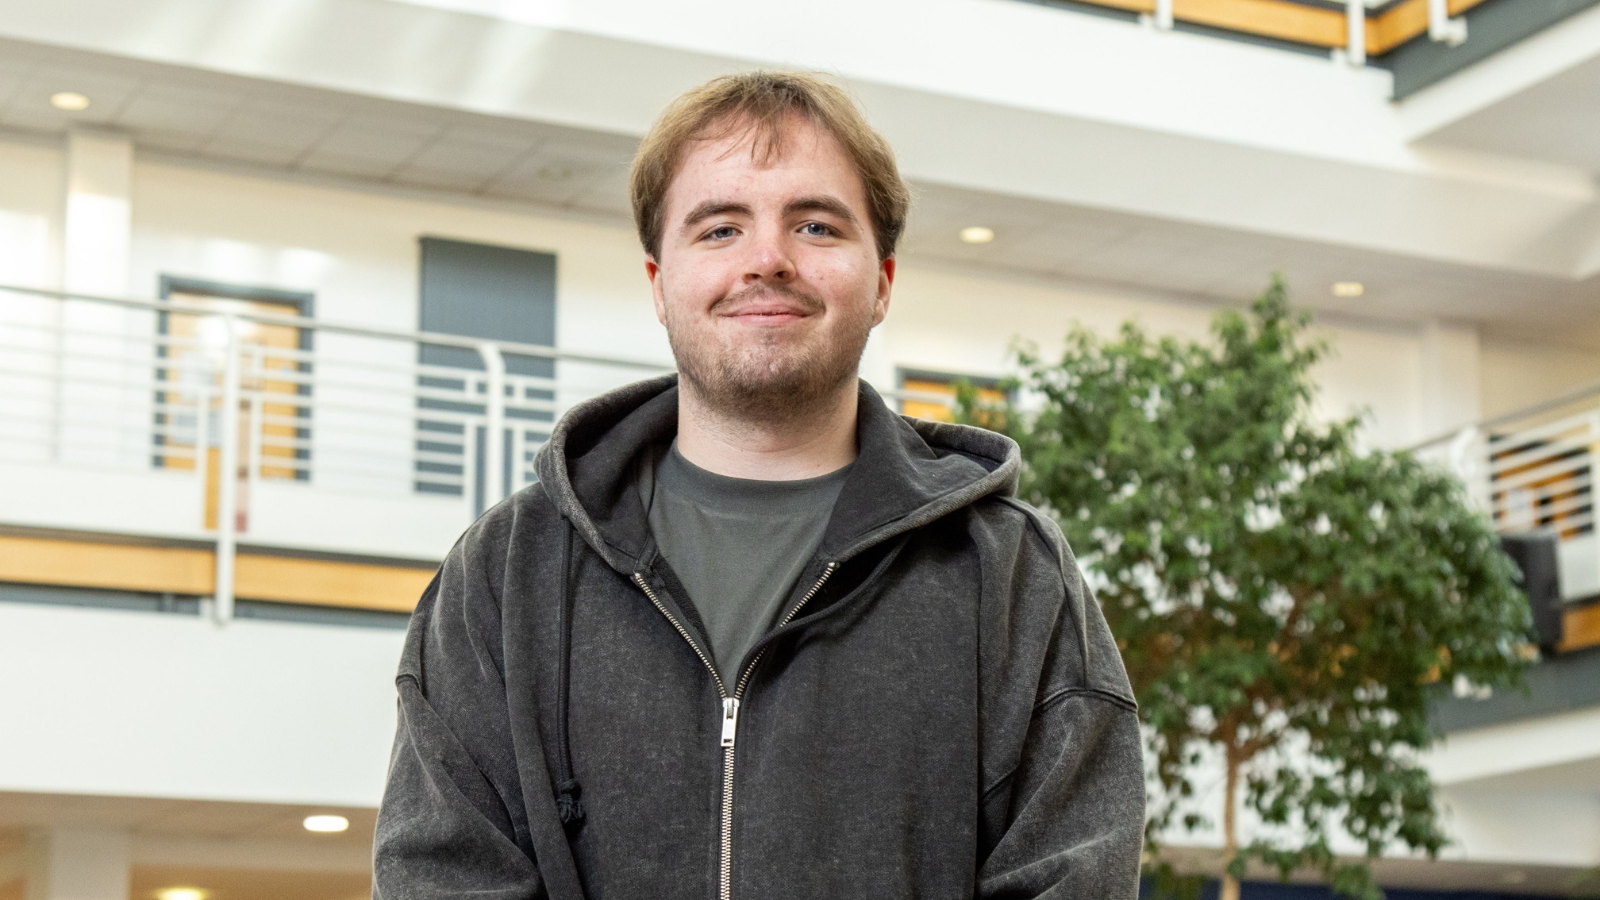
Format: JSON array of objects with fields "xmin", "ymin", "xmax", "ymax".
[
  {"xmin": 0, "ymin": 319, "xmax": 209, "ymax": 354},
  {"xmin": 1490, "ymin": 456, "xmax": 1593, "ymax": 495},
  {"xmin": 1496, "ymin": 491, "xmax": 1592, "ymax": 522},
  {"xmin": 1412, "ymin": 389, "xmax": 1600, "ymax": 452},
  {"xmin": 1487, "ymin": 412, "xmax": 1596, "ymax": 451},
  {"xmin": 0, "ymin": 427, "xmax": 199, "ymax": 457},
  {"xmin": 0, "ymin": 404, "xmax": 202, "ymax": 436},
  {"xmin": 1487, "ymin": 432, "xmax": 1596, "ymax": 476},
  {"xmin": 1491, "ymin": 471, "xmax": 1593, "ymax": 505},
  {"xmin": 1, "ymin": 282, "xmax": 672, "ymax": 372},
  {"xmin": 0, "ymin": 363, "xmax": 219, "ymax": 397}
]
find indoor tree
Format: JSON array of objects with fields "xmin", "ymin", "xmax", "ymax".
[{"xmin": 956, "ymin": 279, "xmax": 1532, "ymax": 900}]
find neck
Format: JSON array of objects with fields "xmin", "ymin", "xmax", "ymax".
[{"xmin": 674, "ymin": 378, "xmax": 860, "ymax": 480}]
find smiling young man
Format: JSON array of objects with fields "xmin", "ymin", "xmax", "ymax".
[{"xmin": 374, "ymin": 72, "xmax": 1145, "ymax": 899}]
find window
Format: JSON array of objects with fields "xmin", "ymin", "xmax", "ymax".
[
  {"xmin": 896, "ymin": 368, "xmax": 1008, "ymax": 423},
  {"xmin": 154, "ymin": 277, "xmax": 313, "ymax": 531}
]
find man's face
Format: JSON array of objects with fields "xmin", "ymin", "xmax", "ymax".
[{"xmin": 646, "ymin": 115, "xmax": 894, "ymax": 420}]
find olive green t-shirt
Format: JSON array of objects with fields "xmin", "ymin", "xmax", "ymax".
[{"xmin": 638, "ymin": 441, "xmax": 851, "ymax": 688}]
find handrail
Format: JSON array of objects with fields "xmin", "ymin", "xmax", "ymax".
[
  {"xmin": 0, "ymin": 283, "xmax": 673, "ymax": 374},
  {"xmin": 1406, "ymin": 379, "xmax": 1600, "ymax": 453},
  {"xmin": 1062, "ymin": 0, "xmax": 1490, "ymax": 57}
]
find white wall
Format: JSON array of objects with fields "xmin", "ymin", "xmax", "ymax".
[
  {"xmin": 887, "ymin": 259, "xmax": 1427, "ymax": 449},
  {"xmin": 1481, "ymin": 336, "xmax": 1600, "ymax": 421},
  {"xmin": 0, "ymin": 601, "xmax": 402, "ymax": 807}
]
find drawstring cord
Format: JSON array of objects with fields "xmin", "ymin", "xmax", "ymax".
[{"xmin": 554, "ymin": 519, "xmax": 585, "ymax": 832}]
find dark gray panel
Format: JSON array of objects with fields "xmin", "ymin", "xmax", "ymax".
[
  {"xmin": 415, "ymin": 237, "xmax": 558, "ymax": 506},
  {"xmin": 1387, "ymin": 0, "xmax": 1600, "ymax": 100},
  {"xmin": 1431, "ymin": 639, "xmax": 1600, "ymax": 732},
  {"xmin": 418, "ymin": 236, "xmax": 556, "ymax": 377}
]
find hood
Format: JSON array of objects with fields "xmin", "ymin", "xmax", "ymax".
[{"xmin": 533, "ymin": 374, "xmax": 1021, "ymax": 574}]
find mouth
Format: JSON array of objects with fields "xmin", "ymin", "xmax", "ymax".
[{"xmin": 719, "ymin": 301, "xmax": 816, "ymax": 326}]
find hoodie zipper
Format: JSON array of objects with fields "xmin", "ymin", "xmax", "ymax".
[{"xmin": 634, "ymin": 561, "xmax": 838, "ymax": 900}]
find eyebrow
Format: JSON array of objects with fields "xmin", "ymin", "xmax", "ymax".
[
  {"xmin": 681, "ymin": 200, "xmax": 752, "ymax": 231},
  {"xmin": 783, "ymin": 195, "xmax": 859, "ymax": 225},
  {"xmin": 678, "ymin": 195, "xmax": 861, "ymax": 233}
]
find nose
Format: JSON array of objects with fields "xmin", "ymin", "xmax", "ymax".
[{"xmin": 742, "ymin": 226, "xmax": 796, "ymax": 285}]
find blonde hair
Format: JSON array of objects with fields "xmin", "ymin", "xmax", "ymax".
[{"xmin": 630, "ymin": 71, "xmax": 911, "ymax": 261}]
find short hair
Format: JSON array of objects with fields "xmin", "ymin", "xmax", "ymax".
[{"xmin": 629, "ymin": 71, "xmax": 911, "ymax": 262}]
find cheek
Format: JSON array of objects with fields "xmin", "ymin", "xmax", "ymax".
[
  {"xmin": 806, "ymin": 249, "xmax": 881, "ymax": 307},
  {"xmin": 664, "ymin": 257, "xmax": 736, "ymax": 310}
]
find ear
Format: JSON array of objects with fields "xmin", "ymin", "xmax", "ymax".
[
  {"xmin": 871, "ymin": 256, "xmax": 895, "ymax": 327},
  {"xmin": 646, "ymin": 255, "xmax": 667, "ymax": 326}
]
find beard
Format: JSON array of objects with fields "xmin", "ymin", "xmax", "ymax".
[{"xmin": 664, "ymin": 282, "xmax": 875, "ymax": 424}]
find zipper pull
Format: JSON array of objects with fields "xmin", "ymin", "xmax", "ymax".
[{"xmin": 720, "ymin": 697, "xmax": 740, "ymax": 748}]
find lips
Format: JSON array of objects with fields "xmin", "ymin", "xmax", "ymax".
[
  {"xmin": 708, "ymin": 285, "xmax": 825, "ymax": 327},
  {"xmin": 724, "ymin": 302, "xmax": 809, "ymax": 321}
]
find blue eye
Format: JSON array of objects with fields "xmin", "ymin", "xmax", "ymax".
[
  {"xmin": 801, "ymin": 222, "xmax": 832, "ymax": 237},
  {"xmin": 707, "ymin": 225, "xmax": 737, "ymax": 240}
]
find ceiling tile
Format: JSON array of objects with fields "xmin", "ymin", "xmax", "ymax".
[
  {"xmin": 136, "ymin": 129, "xmax": 209, "ymax": 154},
  {"xmin": 296, "ymin": 151, "xmax": 401, "ymax": 179},
  {"xmin": 206, "ymin": 107, "xmax": 338, "ymax": 155},
  {"xmin": 0, "ymin": 68, "xmax": 29, "ymax": 112},
  {"xmin": 116, "ymin": 82, "xmax": 237, "ymax": 140},
  {"xmin": 304, "ymin": 122, "xmax": 441, "ymax": 173},
  {"xmin": 395, "ymin": 166, "xmax": 493, "ymax": 192},
  {"xmin": 202, "ymin": 138, "xmax": 312, "ymax": 168},
  {"xmin": 491, "ymin": 175, "xmax": 580, "ymax": 206},
  {"xmin": 393, "ymin": 137, "xmax": 532, "ymax": 191}
]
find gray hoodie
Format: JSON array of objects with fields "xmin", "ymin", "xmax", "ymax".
[{"xmin": 374, "ymin": 374, "xmax": 1145, "ymax": 899}]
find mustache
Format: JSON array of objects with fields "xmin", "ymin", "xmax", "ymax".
[{"xmin": 709, "ymin": 283, "xmax": 826, "ymax": 315}]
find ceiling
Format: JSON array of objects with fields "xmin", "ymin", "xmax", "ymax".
[
  {"xmin": 1, "ymin": 35, "xmax": 1597, "ymax": 347},
  {"xmin": 129, "ymin": 866, "xmax": 369, "ymax": 900},
  {"xmin": 0, "ymin": 790, "xmax": 375, "ymax": 900},
  {"xmin": 0, "ymin": 36, "xmax": 640, "ymax": 214},
  {"xmin": 0, "ymin": 790, "xmax": 373, "ymax": 853},
  {"xmin": 1424, "ymin": 51, "xmax": 1600, "ymax": 176}
]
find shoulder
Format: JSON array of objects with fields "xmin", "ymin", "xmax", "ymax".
[
  {"xmin": 401, "ymin": 481, "xmax": 563, "ymax": 682},
  {"xmin": 452, "ymin": 480, "xmax": 563, "ymax": 566},
  {"xmin": 958, "ymin": 494, "xmax": 1079, "ymax": 580},
  {"xmin": 961, "ymin": 495, "xmax": 1136, "ymax": 709}
]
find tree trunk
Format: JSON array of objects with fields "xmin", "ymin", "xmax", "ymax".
[{"xmin": 1220, "ymin": 745, "xmax": 1241, "ymax": 900}]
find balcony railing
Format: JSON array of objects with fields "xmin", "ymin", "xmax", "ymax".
[
  {"xmin": 0, "ymin": 284, "xmax": 953, "ymax": 621},
  {"xmin": 1054, "ymin": 0, "xmax": 1485, "ymax": 67},
  {"xmin": 0, "ymin": 283, "xmax": 680, "ymax": 620},
  {"xmin": 1411, "ymin": 384, "xmax": 1600, "ymax": 605}
]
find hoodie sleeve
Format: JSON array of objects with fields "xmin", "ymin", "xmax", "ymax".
[
  {"xmin": 373, "ymin": 532, "xmax": 545, "ymax": 899},
  {"xmin": 976, "ymin": 507, "xmax": 1146, "ymax": 900}
]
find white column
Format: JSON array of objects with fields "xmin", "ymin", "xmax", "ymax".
[
  {"xmin": 56, "ymin": 129, "xmax": 139, "ymax": 466},
  {"xmin": 62, "ymin": 128, "xmax": 133, "ymax": 297},
  {"xmin": 25, "ymin": 827, "xmax": 130, "ymax": 900},
  {"xmin": 1419, "ymin": 319, "xmax": 1482, "ymax": 438}
]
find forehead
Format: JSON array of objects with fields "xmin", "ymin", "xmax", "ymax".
[{"xmin": 663, "ymin": 116, "xmax": 868, "ymax": 215}]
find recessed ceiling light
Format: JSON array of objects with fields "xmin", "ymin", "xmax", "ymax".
[
  {"xmin": 49, "ymin": 92, "xmax": 91, "ymax": 112},
  {"xmin": 959, "ymin": 226, "xmax": 994, "ymax": 244},
  {"xmin": 156, "ymin": 888, "xmax": 207, "ymax": 900},
  {"xmin": 303, "ymin": 814, "xmax": 350, "ymax": 833},
  {"xmin": 1331, "ymin": 281, "xmax": 1365, "ymax": 297}
]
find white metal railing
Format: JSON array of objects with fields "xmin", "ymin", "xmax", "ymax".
[
  {"xmin": 1411, "ymin": 384, "xmax": 1600, "ymax": 602},
  {"xmin": 0, "ymin": 283, "xmax": 956, "ymax": 622},
  {"xmin": 0, "ymin": 283, "xmax": 671, "ymax": 622}
]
